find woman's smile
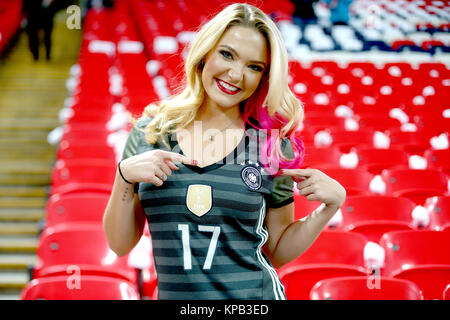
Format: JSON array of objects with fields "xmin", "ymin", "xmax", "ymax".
[{"xmin": 215, "ymin": 78, "xmax": 241, "ymax": 95}]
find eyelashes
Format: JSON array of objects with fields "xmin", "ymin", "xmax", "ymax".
[{"xmin": 219, "ymin": 50, "xmax": 264, "ymax": 72}]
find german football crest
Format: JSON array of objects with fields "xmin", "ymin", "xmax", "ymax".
[
  {"xmin": 186, "ymin": 184, "xmax": 212, "ymax": 217},
  {"xmin": 241, "ymin": 165, "xmax": 262, "ymax": 190}
]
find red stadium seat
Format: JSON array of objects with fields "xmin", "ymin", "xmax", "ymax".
[
  {"xmin": 21, "ymin": 275, "xmax": 140, "ymax": 300},
  {"xmin": 382, "ymin": 168, "xmax": 448, "ymax": 205},
  {"xmin": 425, "ymin": 196, "xmax": 450, "ymax": 231},
  {"xmin": 425, "ymin": 149, "xmax": 450, "ymax": 175},
  {"xmin": 310, "ymin": 276, "xmax": 423, "ymax": 300},
  {"xmin": 33, "ymin": 223, "xmax": 137, "ymax": 285},
  {"xmin": 339, "ymin": 195, "xmax": 416, "ymax": 242},
  {"xmin": 293, "ymin": 191, "xmax": 323, "ymax": 220},
  {"xmin": 319, "ymin": 167, "xmax": 374, "ymax": 196},
  {"xmin": 300, "ymin": 146, "xmax": 342, "ymax": 169},
  {"xmin": 380, "ymin": 230, "xmax": 450, "ymax": 299},
  {"xmin": 278, "ymin": 230, "xmax": 369, "ymax": 300},
  {"xmin": 328, "ymin": 129, "xmax": 375, "ymax": 152},
  {"xmin": 388, "ymin": 130, "xmax": 435, "ymax": 154},
  {"xmin": 356, "ymin": 115, "xmax": 402, "ymax": 132},
  {"xmin": 45, "ymin": 193, "xmax": 110, "ymax": 228},
  {"xmin": 443, "ymin": 284, "xmax": 450, "ymax": 300},
  {"xmin": 57, "ymin": 140, "xmax": 116, "ymax": 161},
  {"xmin": 50, "ymin": 159, "xmax": 116, "ymax": 196},
  {"xmin": 356, "ymin": 147, "xmax": 409, "ymax": 174}
]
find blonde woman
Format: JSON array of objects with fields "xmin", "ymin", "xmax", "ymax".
[{"xmin": 103, "ymin": 3, "xmax": 345, "ymax": 300}]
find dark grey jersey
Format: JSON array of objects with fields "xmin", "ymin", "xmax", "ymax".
[{"xmin": 122, "ymin": 117, "xmax": 294, "ymax": 300}]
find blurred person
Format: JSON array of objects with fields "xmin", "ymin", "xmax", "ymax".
[
  {"xmin": 23, "ymin": 0, "xmax": 74, "ymax": 61},
  {"xmin": 290, "ymin": 0, "xmax": 319, "ymax": 30},
  {"xmin": 322, "ymin": 0, "xmax": 353, "ymax": 26},
  {"xmin": 103, "ymin": 3, "xmax": 346, "ymax": 300}
]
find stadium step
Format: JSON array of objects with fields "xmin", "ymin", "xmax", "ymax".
[
  {"xmin": 0, "ymin": 271, "xmax": 29, "ymax": 290},
  {"xmin": 0, "ymin": 236, "xmax": 38, "ymax": 253},
  {"xmin": 0, "ymin": 222, "xmax": 40, "ymax": 235},
  {"xmin": 0, "ymin": 186, "xmax": 48, "ymax": 198},
  {"xmin": 0, "ymin": 254, "xmax": 37, "ymax": 269},
  {"xmin": 0, "ymin": 208, "xmax": 45, "ymax": 222},
  {"xmin": 0, "ymin": 9, "xmax": 81, "ymax": 299},
  {"xmin": 0, "ymin": 197, "xmax": 47, "ymax": 208}
]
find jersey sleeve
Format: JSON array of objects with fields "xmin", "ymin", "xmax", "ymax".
[
  {"xmin": 120, "ymin": 117, "xmax": 152, "ymax": 193},
  {"xmin": 265, "ymin": 138, "xmax": 295, "ymax": 208},
  {"xmin": 121, "ymin": 117, "xmax": 153, "ymax": 161}
]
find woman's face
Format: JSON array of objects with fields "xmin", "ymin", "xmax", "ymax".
[{"xmin": 201, "ymin": 25, "xmax": 268, "ymax": 110}]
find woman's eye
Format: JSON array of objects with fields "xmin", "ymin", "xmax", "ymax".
[
  {"xmin": 249, "ymin": 65, "xmax": 263, "ymax": 72},
  {"xmin": 220, "ymin": 50, "xmax": 232, "ymax": 59}
]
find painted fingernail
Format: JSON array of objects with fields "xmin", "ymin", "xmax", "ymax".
[{"xmin": 192, "ymin": 160, "xmax": 198, "ymax": 166}]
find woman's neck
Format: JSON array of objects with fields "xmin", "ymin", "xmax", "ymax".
[{"xmin": 194, "ymin": 100, "xmax": 243, "ymax": 129}]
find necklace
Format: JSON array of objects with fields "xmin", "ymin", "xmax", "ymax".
[{"xmin": 206, "ymin": 119, "xmax": 242, "ymax": 141}]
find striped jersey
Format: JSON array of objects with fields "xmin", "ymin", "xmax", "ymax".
[{"xmin": 122, "ymin": 117, "xmax": 294, "ymax": 300}]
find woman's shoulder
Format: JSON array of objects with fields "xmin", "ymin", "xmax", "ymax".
[{"xmin": 134, "ymin": 116, "xmax": 153, "ymax": 130}]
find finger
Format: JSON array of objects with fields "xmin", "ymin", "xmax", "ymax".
[
  {"xmin": 298, "ymin": 185, "xmax": 316, "ymax": 197},
  {"xmin": 165, "ymin": 159, "xmax": 179, "ymax": 171},
  {"xmin": 306, "ymin": 194, "xmax": 320, "ymax": 201},
  {"xmin": 149, "ymin": 175, "xmax": 163, "ymax": 187},
  {"xmin": 160, "ymin": 150, "xmax": 198, "ymax": 166},
  {"xmin": 296, "ymin": 178, "xmax": 313, "ymax": 190},
  {"xmin": 154, "ymin": 168, "xmax": 167, "ymax": 182},
  {"xmin": 159, "ymin": 162, "xmax": 172, "ymax": 177},
  {"xmin": 280, "ymin": 168, "xmax": 315, "ymax": 178}
]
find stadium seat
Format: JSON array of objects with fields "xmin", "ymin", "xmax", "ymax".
[
  {"xmin": 32, "ymin": 223, "xmax": 138, "ymax": 285},
  {"xmin": 339, "ymin": 195, "xmax": 416, "ymax": 242},
  {"xmin": 328, "ymin": 129, "xmax": 375, "ymax": 152},
  {"xmin": 443, "ymin": 284, "xmax": 450, "ymax": 300},
  {"xmin": 318, "ymin": 167, "xmax": 374, "ymax": 196},
  {"xmin": 293, "ymin": 191, "xmax": 323, "ymax": 220},
  {"xmin": 387, "ymin": 130, "xmax": 435, "ymax": 154},
  {"xmin": 49, "ymin": 159, "xmax": 116, "ymax": 196},
  {"xmin": 21, "ymin": 275, "xmax": 140, "ymax": 300},
  {"xmin": 278, "ymin": 230, "xmax": 369, "ymax": 300},
  {"xmin": 300, "ymin": 145, "xmax": 342, "ymax": 169},
  {"xmin": 356, "ymin": 147, "xmax": 409, "ymax": 174},
  {"xmin": 425, "ymin": 196, "xmax": 450, "ymax": 231},
  {"xmin": 310, "ymin": 276, "xmax": 423, "ymax": 300},
  {"xmin": 57, "ymin": 140, "xmax": 116, "ymax": 161},
  {"xmin": 382, "ymin": 168, "xmax": 448, "ymax": 205},
  {"xmin": 45, "ymin": 193, "xmax": 110, "ymax": 228},
  {"xmin": 425, "ymin": 149, "xmax": 450, "ymax": 175},
  {"xmin": 380, "ymin": 230, "xmax": 450, "ymax": 299}
]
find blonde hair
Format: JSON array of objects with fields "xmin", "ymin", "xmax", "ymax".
[{"xmin": 139, "ymin": 3, "xmax": 304, "ymax": 152}]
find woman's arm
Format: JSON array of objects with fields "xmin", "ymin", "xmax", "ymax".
[
  {"xmin": 103, "ymin": 150, "xmax": 197, "ymax": 257},
  {"xmin": 103, "ymin": 170, "xmax": 146, "ymax": 257},
  {"xmin": 263, "ymin": 168, "xmax": 346, "ymax": 268}
]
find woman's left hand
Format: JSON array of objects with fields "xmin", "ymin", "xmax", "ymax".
[{"xmin": 280, "ymin": 168, "xmax": 346, "ymax": 208}]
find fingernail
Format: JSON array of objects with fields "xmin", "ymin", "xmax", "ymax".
[
  {"xmin": 192, "ymin": 160, "xmax": 198, "ymax": 166},
  {"xmin": 279, "ymin": 169, "xmax": 285, "ymax": 174}
]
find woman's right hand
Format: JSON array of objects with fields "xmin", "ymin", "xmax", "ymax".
[{"xmin": 119, "ymin": 150, "xmax": 198, "ymax": 187}]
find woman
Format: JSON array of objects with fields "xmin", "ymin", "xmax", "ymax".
[{"xmin": 103, "ymin": 3, "xmax": 346, "ymax": 300}]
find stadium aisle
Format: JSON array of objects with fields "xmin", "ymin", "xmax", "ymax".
[{"xmin": 0, "ymin": 11, "xmax": 81, "ymax": 299}]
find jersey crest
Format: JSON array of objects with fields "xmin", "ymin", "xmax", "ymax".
[
  {"xmin": 241, "ymin": 165, "xmax": 262, "ymax": 190},
  {"xmin": 186, "ymin": 184, "xmax": 212, "ymax": 217}
]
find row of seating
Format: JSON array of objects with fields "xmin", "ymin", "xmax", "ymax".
[
  {"xmin": 22, "ymin": 0, "xmax": 450, "ymax": 300},
  {"xmin": 277, "ymin": 229, "xmax": 450, "ymax": 300},
  {"xmin": 0, "ymin": 0, "xmax": 22, "ymax": 55},
  {"xmin": 22, "ymin": 2, "xmax": 145, "ymax": 300},
  {"xmin": 280, "ymin": 0, "xmax": 450, "ymax": 54}
]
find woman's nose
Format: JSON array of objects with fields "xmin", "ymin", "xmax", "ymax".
[{"xmin": 228, "ymin": 64, "xmax": 244, "ymax": 83}]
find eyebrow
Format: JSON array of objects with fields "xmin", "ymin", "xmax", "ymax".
[{"xmin": 219, "ymin": 44, "xmax": 267, "ymax": 66}]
